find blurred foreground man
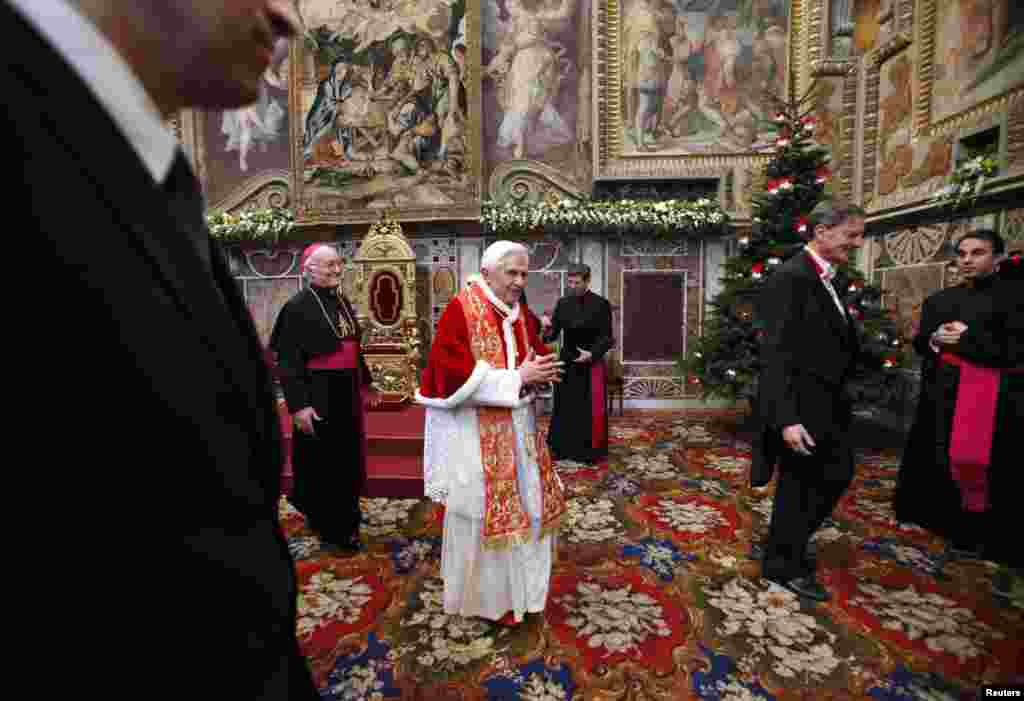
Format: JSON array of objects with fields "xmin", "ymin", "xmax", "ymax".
[{"xmin": 6, "ymin": 0, "xmax": 320, "ymax": 696}]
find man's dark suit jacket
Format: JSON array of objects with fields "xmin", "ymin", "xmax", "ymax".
[
  {"xmin": 5, "ymin": 4, "xmax": 317, "ymax": 697},
  {"xmin": 752, "ymin": 251, "xmax": 860, "ymax": 486}
]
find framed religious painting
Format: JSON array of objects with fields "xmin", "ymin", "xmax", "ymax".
[
  {"xmin": 914, "ymin": 0, "xmax": 1024, "ymax": 138},
  {"xmin": 291, "ymin": 0, "xmax": 482, "ymax": 224},
  {"xmin": 593, "ymin": 0, "xmax": 801, "ymax": 180},
  {"xmin": 179, "ymin": 36, "xmax": 293, "ymax": 213}
]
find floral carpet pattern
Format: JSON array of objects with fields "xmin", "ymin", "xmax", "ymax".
[{"xmin": 279, "ymin": 411, "xmax": 1024, "ymax": 700}]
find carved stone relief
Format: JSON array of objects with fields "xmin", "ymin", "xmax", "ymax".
[
  {"xmin": 219, "ymin": 176, "xmax": 292, "ymax": 215},
  {"xmin": 883, "ymin": 224, "xmax": 947, "ymax": 265},
  {"xmin": 488, "ymin": 161, "xmax": 587, "ymax": 203}
]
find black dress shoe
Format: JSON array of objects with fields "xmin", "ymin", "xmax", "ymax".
[
  {"xmin": 947, "ymin": 545, "xmax": 983, "ymax": 561},
  {"xmin": 775, "ymin": 576, "xmax": 830, "ymax": 602},
  {"xmin": 319, "ymin": 536, "xmax": 363, "ymax": 554},
  {"xmin": 750, "ymin": 542, "xmax": 816, "ymax": 570}
]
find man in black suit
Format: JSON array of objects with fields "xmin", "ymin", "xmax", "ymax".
[
  {"xmin": 6, "ymin": 0, "xmax": 319, "ymax": 697},
  {"xmin": 754, "ymin": 199, "xmax": 866, "ymax": 602}
]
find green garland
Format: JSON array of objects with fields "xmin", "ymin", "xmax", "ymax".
[
  {"xmin": 482, "ymin": 197, "xmax": 728, "ymax": 237},
  {"xmin": 206, "ymin": 197, "xmax": 729, "ymax": 242},
  {"xmin": 929, "ymin": 156, "xmax": 999, "ymax": 209},
  {"xmin": 206, "ymin": 207, "xmax": 295, "ymax": 242}
]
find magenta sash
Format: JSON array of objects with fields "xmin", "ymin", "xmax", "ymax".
[
  {"xmin": 944, "ymin": 352, "xmax": 1001, "ymax": 512},
  {"xmin": 306, "ymin": 340, "xmax": 360, "ymax": 370},
  {"xmin": 591, "ymin": 359, "xmax": 608, "ymax": 456}
]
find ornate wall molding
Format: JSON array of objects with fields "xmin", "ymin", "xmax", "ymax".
[
  {"xmin": 212, "ymin": 172, "xmax": 292, "ymax": 214},
  {"xmin": 912, "ymin": 0, "xmax": 938, "ymax": 139},
  {"xmin": 871, "ymin": 33, "xmax": 911, "ymax": 67},
  {"xmin": 805, "ymin": 0, "xmax": 824, "ymax": 84},
  {"xmin": 810, "ymin": 58, "xmax": 858, "ymax": 77},
  {"xmin": 487, "ymin": 161, "xmax": 587, "ymax": 203},
  {"xmin": 861, "ymin": 63, "xmax": 881, "ymax": 206},
  {"xmin": 597, "ymin": 157, "xmax": 764, "ymax": 182},
  {"xmin": 1008, "ymin": 98, "xmax": 1024, "ymax": 169},
  {"xmin": 839, "ymin": 65, "xmax": 859, "ymax": 201}
]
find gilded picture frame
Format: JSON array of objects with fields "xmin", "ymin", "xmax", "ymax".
[
  {"xmin": 913, "ymin": 0, "xmax": 1024, "ymax": 139},
  {"xmin": 593, "ymin": 0, "xmax": 803, "ymax": 180},
  {"xmin": 291, "ymin": 0, "xmax": 482, "ymax": 225}
]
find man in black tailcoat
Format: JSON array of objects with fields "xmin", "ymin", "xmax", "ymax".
[{"xmin": 753, "ymin": 199, "xmax": 867, "ymax": 602}]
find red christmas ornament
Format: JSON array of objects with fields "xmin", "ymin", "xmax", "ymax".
[
  {"xmin": 795, "ymin": 216, "xmax": 808, "ymax": 233},
  {"xmin": 815, "ymin": 166, "xmax": 831, "ymax": 184},
  {"xmin": 751, "ymin": 262, "xmax": 766, "ymax": 274}
]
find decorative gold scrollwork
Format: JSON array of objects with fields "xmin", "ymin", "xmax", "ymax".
[{"xmin": 353, "ymin": 213, "xmax": 421, "ymax": 405}]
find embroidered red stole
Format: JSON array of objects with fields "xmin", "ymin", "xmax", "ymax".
[{"xmin": 459, "ymin": 284, "xmax": 566, "ymax": 549}]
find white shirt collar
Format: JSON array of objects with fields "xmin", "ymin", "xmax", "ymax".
[
  {"xmin": 804, "ymin": 245, "xmax": 836, "ymax": 280},
  {"xmin": 9, "ymin": 0, "xmax": 178, "ymax": 183}
]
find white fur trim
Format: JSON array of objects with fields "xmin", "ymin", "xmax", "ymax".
[{"xmin": 415, "ymin": 360, "xmax": 492, "ymax": 410}]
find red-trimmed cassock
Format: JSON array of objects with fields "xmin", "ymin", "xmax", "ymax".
[
  {"xmin": 543, "ymin": 289, "xmax": 614, "ymax": 464},
  {"xmin": 270, "ymin": 284, "xmax": 372, "ymax": 549},
  {"xmin": 894, "ymin": 262, "xmax": 1023, "ymax": 566},
  {"xmin": 418, "ymin": 279, "xmax": 566, "ymax": 622}
]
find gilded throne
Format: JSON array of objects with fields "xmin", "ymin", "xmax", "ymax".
[{"xmin": 351, "ymin": 216, "xmax": 421, "ymax": 405}]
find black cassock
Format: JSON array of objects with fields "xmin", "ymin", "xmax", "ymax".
[
  {"xmin": 544, "ymin": 290, "xmax": 614, "ymax": 463},
  {"xmin": 270, "ymin": 285, "xmax": 372, "ymax": 547},
  {"xmin": 893, "ymin": 273, "xmax": 1023, "ymax": 566}
]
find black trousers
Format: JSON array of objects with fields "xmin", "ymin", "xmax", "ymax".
[
  {"xmin": 762, "ymin": 442, "xmax": 854, "ymax": 582},
  {"xmin": 289, "ymin": 370, "xmax": 365, "ymax": 545}
]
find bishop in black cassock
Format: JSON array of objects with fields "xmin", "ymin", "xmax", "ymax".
[
  {"xmin": 271, "ymin": 244, "xmax": 380, "ymax": 551},
  {"xmin": 542, "ymin": 263, "xmax": 614, "ymax": 464}
]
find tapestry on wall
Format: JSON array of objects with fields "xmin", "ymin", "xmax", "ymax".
[{"xmin": 291, "ymin": 0, "xmax": 480, "ymax": 223}]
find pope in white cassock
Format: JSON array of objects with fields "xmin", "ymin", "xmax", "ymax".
[{"xmin": 417, "ymin": 241, "xmax": 567, "ymax": 623}]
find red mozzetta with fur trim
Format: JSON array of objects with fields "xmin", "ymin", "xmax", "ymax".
[{"xmin": 419, "ymin": 296, "xmax": 549, "ymax": 399}]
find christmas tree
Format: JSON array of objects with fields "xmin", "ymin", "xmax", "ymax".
[{"xmin": 684, "ymin": 82, "xmax": 907, "ymax": 407}]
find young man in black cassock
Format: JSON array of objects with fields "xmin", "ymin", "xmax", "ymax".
[
  {"xmin": 271, "ymin": 244, "xmax": 382, "ymax": 552},
  {"xmin": 541, "ymin": 263, "xmax": 614, "ymax": 464},
  {"xmin": 893, "ymin": 231, "xmax": 1022, "ymax": 593}
]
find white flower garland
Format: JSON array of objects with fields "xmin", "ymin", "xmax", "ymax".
[
  {"xmin": 482, "ymin": 197, "xmax": 727, "ymax": 236},
  {"xmin": 206, "ymin": 207, "xmax": 295, "ymax": 242}
]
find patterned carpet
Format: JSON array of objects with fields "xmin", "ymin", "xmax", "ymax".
[{"xmin": 279, "ymin": 410, "xmax": 1024, "ymax": 700}]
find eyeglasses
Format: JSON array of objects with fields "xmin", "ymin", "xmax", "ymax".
[{"xmin": 314, "ymin": 261, "xmax": 344, "ymax": 270}]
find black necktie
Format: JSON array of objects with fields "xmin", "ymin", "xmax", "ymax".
[{"xmin": 161, "ymin": 149, "xmax": 212, "ymax": 271}]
